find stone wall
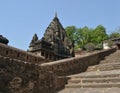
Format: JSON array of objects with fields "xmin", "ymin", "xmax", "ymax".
[
  {"xmin": 0, "ymin": 43, "xmax": 47, "ymax": 64},
  {"xmin": 41, "ymin": 48, "xmax": 117, "ymax": 91},
  {"xmin": 41, "ymin": 48, "xmax": 116, "ymax": 76},
  {"xmin": 0, "ymin": 55, "xmax": 55, "ymax": 93},
  {"xmin": 0, "ymin": 43, "xmax": 117, "ymax": 93}
]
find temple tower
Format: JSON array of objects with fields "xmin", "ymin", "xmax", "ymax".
[{"xmin": 28, "ymin": 14, "xmax": 74, "ymax": 61}]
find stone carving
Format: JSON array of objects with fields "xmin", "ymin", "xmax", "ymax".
[
  {"xmin": 0, "ymin": 35, "xmax": 9, "ymax": 44},
  {"xmin": 28, "ymin": 14, "xmax": 75, "ymax": 60},
  {"xmin": 8, "ymin": 77, "xmax": 35, "ymax": 93},
  {"xmin": 8, "ymin": 77, "xmax": 22, "ymax": 93}
]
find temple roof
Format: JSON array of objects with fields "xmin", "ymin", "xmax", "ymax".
[{"xmin": 43, "ymin": 14, "xmax": 67, "ymax": 43}]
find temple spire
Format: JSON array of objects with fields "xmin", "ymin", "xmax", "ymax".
[{"xmin": 55, "ymin": 12, "xmax": 57, "ymax": 18}]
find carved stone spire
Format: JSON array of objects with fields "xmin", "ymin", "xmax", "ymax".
[
  {"xmin": 43, "ymin": 13, "xmax": 67, "ymax": 43},
  {"xmin": 55, "ymin": 12, "xmax": 57, "ymax": 18},
  {"xmin": 30, "ymin": 33, "xmax": 38, "ymax": 46}
]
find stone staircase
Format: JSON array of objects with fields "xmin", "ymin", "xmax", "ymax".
[{"xmin": 58, "ymin": 50, "xmax": 120, "ymax": 93}]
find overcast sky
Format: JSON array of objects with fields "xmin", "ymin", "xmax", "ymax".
[{"xmin": 0, "ymin": 0, "xmax": 120, "ymax": 50}]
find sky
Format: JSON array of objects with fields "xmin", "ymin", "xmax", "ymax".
[{"xmin": 0, "ymin": 0, "xmax": 120, "ymax": 50}]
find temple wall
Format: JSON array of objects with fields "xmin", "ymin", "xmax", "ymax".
[{"xmin": 0, "ymin": 43, "xmax": 47, "ymax": 64}]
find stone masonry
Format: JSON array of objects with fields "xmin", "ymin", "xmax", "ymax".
[
  {"xmin": 0, "ymin": 41, "xmax": 117, "ymax": 93},
  {"xmin": 58, "ymin": 50, "xmax": 120, "ymax": 93},
  {"xmin": 0, "ymin": 55, "xmax": 55, "ymax": 93}
]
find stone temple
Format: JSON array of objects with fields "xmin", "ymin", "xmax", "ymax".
[{"xmin": 28, "ymin": 14, "xmax": 75, "ymax": 61}]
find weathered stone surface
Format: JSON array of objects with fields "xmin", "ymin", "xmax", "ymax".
[
  {"xmin": 58, "ymin": 88, "xmax": 120, "ymax": 93},
  {"xmin": 41, "ymin": 48, "xmax": 116, "ymax": 76},
  {"xmin": 58, "ymin": 50, "xmax": 120, "ymax": 93},
  {"xmin": 0, "ymin": 56, "xmax": 55, "ymax": 93},
  {"xmin": 0, "ymin": 42, "xmax": 117, "ymax": 93},
  {"xmin": 0, "ymin": 43, "xmax": 47, "ymax": 64},
  {"xmin": 87, "ymin": 50, "xmax": 120, "ymax": 72}
]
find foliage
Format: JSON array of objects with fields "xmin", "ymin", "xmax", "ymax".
[
  {"xmin": 93, "ymin": 25, "xmax": 108, "ymax": 43},
  {"xmin": 108, "ymin": 41, "xmax": 113, "ymax": 48},
  {"xmin": 65, "ymin": 25, "xmax": 108, "ymax": 51},
  {"xmin": 109, "ymin": 32, "xmax": 120, "ymax": 39},
  {"xmin": 65, "ymin": 26, "xmax": 77, "ymax": 42},
  {"xmin": 85, "ymin": 43, "xmax": 95, "ymax": 52},
  {"xmin": 95, "ymin": 43, "xmax": 103, "ymax": 50},
  {"xmin": 107, "ymin": 40, "xmax": 113, "ymax": 48}
]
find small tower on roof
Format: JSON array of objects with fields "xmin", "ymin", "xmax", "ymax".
[
  {"xmin": 28, "ymin": 14, "xmax": 75, "ymax": 61},
  {"xmin": 29, "ymin": 33, "xmax": 38, "ymax": 51}
]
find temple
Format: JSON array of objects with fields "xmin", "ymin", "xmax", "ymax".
[{"xmin": 28, "ymin": 14, "xmax": 75, "ymax": 61}]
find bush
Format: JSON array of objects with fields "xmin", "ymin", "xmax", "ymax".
[
  {"xmin": 95, "ymin": 43, "xmax": 103, "ymax": 50},
  {"xmin": 108, "ymin": 40, "xmax": 113, "ymax": 48},
  {"xmin": 85, "ymin": 43, "xmax": 95, "ymax": 52}
]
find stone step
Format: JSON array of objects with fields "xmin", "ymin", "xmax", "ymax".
[
  {"xmin": 105, "ymin": 54, "xmax": 120, "ymax": 58},
  {"xmin": 65, "ymin": 83, "xmax": 120, "ymax": 88},
  {"xmin": 87, "ymin": 65, "xmax": 120, "ymax": 72},
  {"xmin": 72, "ymin": 73, "xmax": 120, "ymax": 79},
  {"xmin": 87, "ymin": 62, "xmax": 120, "ymax": 72},
  {"xmin": 68, "ymin": 70, "xmax": 120, "ymax": 79},
  {"xmin": 104, "ymin": 55, "xmax": 120, "ymax": 59},
  {"xmin": 68, "ymin": 77, "xmax": 120, "ymax": 84},
  {"xmin": 58, "ymin": 88, "xmax": 120, "ymax": 93},
  {"xmin": 58, "ymin": 51, "xmax": 120, "ymax": 92},
  {"xmin": 100, "ymin": 59, "xmax": 120, "ymax": 64}
]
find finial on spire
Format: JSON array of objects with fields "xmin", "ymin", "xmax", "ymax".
[{"xmin": 55, "ymin": 12, "xmax": 57, "ymax": 18}]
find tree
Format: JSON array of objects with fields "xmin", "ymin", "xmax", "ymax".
[
  {"xmin": 109, "ymin": 32, "xmax": 120, "ymax": 39},
  {"xmin": 65, "ymin": 26, "xmax": 77, "ymax": 42},
  {"xmin": 75, "ymin": 26, "xmax": 91, "ymax": 49},
  {"xmin": 65, "ymin": 25, "xmax": 109, "ymax": 51},
  {"xmin": 92, "ymin": 25, "xmax": 108, "ymax": 44}
]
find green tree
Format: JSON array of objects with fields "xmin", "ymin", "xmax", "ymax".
[
  {"xmin": 93, "ymin": 25, "xmax": 108, "ymax": 44},
  {"xmin": 65, "ymin": 25, "xmax": 108, "ymax": 51},
  {"xmin": 76, "ymin": 26, "xmax": 89, "ymax": 48},
  {"xmin": 65, "ymin": 26, "xmax": 77, "ymax": 42},
  {"xmin": 109, "ymin": 32, "xmax": 120, "ymax": 38}
]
